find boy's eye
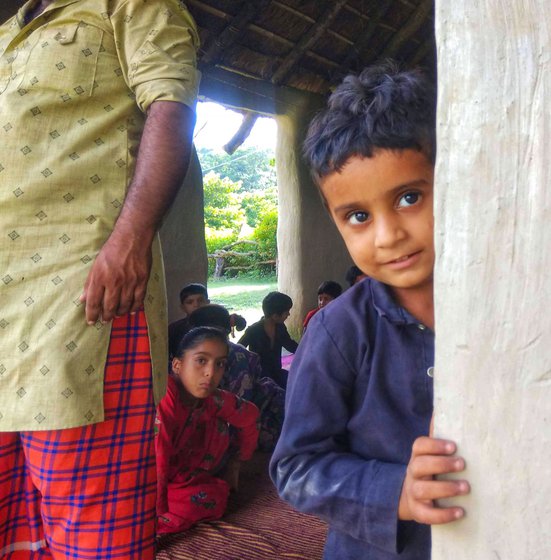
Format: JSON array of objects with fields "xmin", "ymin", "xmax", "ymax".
[
  {"xmin": 216, "ymin": 360, "xmax": 227, "ymax": 369},
  {"xmin": 196, "ymin": 357, "xmax": 206, "ymax": 365},
  {"xmin": 397, "ymin": 192, "xmax": 420, "ymax": 207},
  {"xmin": 347, "ymin": 211, "xmax": 369, "ymax": 225}
]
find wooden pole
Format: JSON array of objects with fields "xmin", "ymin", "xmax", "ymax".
[{"xmin": 433, "ymin": 2, "xmax": 551, "ymax": 558}]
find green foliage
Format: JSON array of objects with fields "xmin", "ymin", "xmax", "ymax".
[
  {"xmin": 205, "ymin": 229, "xmax": 238, "ymax": 275},
  {"xmin": 240, "ymin": 187, "xmax": 277, "ymax": 227},
  {"xmin": 198, "ymin": 146, "xmax": 276, "ymax": 192},
  {"xmin": 198, "ymin": 147, "xmax": 279, "ymax": 278},
  {"xmin": 252, "ymin": 210, "xmax": 278, "ymax": 262},
  {"xmin": 203, "ymin": 172, "xmax": 244, "ymax": 231}
]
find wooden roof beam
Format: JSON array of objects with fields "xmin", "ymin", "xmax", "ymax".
[
  {"xmin": 201, "ymin": 0, "xmax": 274, "ymax": 67},
  {"xmin": 329, "ymin": 0, "xmax": 394, "ymax": 82},
  {"xmin": 271, "ymin": 0, "xmax": 348, "ymax": 85},
  {"xmin": 381, "ymin": 0, "xmax": 433, "ymax": 60},
  {"xmin": 223, "ymin": 111, "xmax": 258, "ymax": 155}
]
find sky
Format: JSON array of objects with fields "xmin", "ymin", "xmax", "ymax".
[{"xmin": 194, "ymin": 101, "xmax": 277, "ymax": 152}]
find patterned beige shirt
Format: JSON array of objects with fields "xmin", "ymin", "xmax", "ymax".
[{"xmin": 0, "ymin": 0, "xmax": 200, "ymax": 431}]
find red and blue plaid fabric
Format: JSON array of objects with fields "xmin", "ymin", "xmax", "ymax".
[{"xmin": 0, "ymin": 311, "xmax": 157, "ymax": 559}]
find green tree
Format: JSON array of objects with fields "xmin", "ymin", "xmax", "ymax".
[
  {"xmin": 198, "ymin": 146, "xmax": 276, "ymax": 192},
  {"xmin": 253, "ymin": 209, "xmax": 278, "ymax": 262},
  {"xmin": 241, "ymin": 187, "xmax": 277, "ymax": 227},
  {"xmin": 203, "ymin": 171, "xmax": 244, "ymax": 231}
]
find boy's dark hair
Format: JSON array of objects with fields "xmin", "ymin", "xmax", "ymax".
[
  {"xmin": 317, "ymin": 280, "xmax": 342, "ymax": 299},
  {"xmin": 179, "ymin": 282, "xmax": 208, "ymax": 304},
  {"xmin": 174, "ymin": 326, "xmax": 228, "ymax": 359},
  {"xmin": 303, "ymin": 61, "xmax": 436, "ymax": 181},
  {"xmin": 188, "ymin": 304, "xmax": 231, "ymax": 334},
  {"xmin": 345, "ymin": 265, "xmax": 365, "ymax": 287},
  {"xmin": 262, "ymin": 291, "xmax": 293, "ymax": 317}
]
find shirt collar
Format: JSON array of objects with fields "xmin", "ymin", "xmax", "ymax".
[{"xmin": 369, "ymin": 278, "xmax": 422, "ymax": 326}]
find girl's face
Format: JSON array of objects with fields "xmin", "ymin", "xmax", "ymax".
[{"xmin": 172, "ymin": 338, "xmax": 228, "ymax": 400}]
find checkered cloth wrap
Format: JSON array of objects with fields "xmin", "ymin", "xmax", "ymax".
[{"xmin": 0, "ymin": 311, "xmax": 157, "ymax": 559}]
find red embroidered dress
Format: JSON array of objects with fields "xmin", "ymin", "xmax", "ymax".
[{"xmin": 155, "ymin": 376, "xmax": 259, "ymax": 533}]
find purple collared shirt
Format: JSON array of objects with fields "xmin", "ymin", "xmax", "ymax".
[{"xmin": 270, "ymin": 278, "xmax": 434, "ymax": 559}]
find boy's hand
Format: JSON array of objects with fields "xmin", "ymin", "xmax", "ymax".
[{"xmin": 399, "ymin": 437, "xmax": 470, "ymax": 524}]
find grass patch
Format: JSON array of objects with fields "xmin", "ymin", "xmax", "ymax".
[{"xmin": 207, "ymin": 273, "xmax": 277, "ymax": 327}]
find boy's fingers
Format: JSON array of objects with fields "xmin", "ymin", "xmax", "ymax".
[
  {"xmin": 409, "ymin": 455, "xmax": 465, "ymax": 479},
  {"xmin": 413, "ymin": 502, "xmax": 465, "ymax": 525},
  {"xmin": 411, "ymin": 436, "xmax": 456, "ymax": 457},
  {"xmin": 410, "ymin": 479, "xmax": 470, "ymax": 502}
]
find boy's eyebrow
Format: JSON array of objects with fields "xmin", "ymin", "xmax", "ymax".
[{"xmin": 332, "ymin": 178, "xmax": 430, "ymax": 214}]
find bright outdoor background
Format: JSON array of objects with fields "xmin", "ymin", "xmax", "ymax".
[{"xmin": 194, "ymin": 102, "xmax": 279, "ymax": 330}]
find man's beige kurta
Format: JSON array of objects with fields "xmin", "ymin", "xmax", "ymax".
[{"xmin": 0, "ymin": 0, "xmax": 200, "ymax": 431}]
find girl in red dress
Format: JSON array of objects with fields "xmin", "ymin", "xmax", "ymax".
[{"xmin": 155, "ymin": 327, "xmax": 259, "ymax": 534}]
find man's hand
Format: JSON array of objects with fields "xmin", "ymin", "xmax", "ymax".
[
  {"xmin": 79, "ymin": 100, "xmax": 195, "ymax": 325},
  {"xmin": 80, "ymin": 228, "xmax": 152, "ymax": 324},
  {"xmin": 398, "ymin": 437, "xmax": 470, "ymax": 524}
]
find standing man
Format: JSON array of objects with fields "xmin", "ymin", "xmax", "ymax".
[{"xmin": 0, "ymin": 1, "xmax": 200, "ymax": 557}]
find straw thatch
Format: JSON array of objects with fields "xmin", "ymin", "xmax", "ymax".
[{"xmin": 188, "ymin": 0, "xmax": 436, "ymax": 97}]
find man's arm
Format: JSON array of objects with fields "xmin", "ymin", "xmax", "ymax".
[{"xmin": 80, "ymin": 101, "xmax": 195, "ymax": 324}]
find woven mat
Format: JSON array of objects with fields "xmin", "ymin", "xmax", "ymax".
[{"xmin": 156, "ymin": 452, "xmax": 327, "ymax": 560}]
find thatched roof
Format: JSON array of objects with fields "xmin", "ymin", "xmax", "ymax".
[{"xmin": 189, "ymin": 0, "xmax": 435, "ymax": 99}]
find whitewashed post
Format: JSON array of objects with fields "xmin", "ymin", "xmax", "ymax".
[{"xmin": 433, "ymin": 3, "xmax": 551, "ymax": 558}]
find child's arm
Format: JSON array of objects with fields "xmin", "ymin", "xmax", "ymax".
[
  {"xmin": 214, "ymin": 390, "xmax": 260, "ymax": 462},
  {"xmin": 279, "ymin": 324, "xmax": 298, "ymax": 353},
  {"xmin": 399, "ymin": 436, "xmax": 469, "ymax": 523},
  {"xmin": 237, "ymin": 328, "xmax": 251, "ymax": 349}
]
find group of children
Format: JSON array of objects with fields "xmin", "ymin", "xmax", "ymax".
[{"xmin": 155, "ymin": 61, "xmax": 470, "ymax": 560}]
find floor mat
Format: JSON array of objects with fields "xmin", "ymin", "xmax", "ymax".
[{"xmin": 156, "ymin": 452, "xmax": 327, "ymax": 559}]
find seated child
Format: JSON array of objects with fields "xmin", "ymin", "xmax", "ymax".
[
  {"xmin": 238, "ymin": 291, "xmax": 298, "ymax": 389},
  {"xmin": 345, "ymin": 264, "xmax": 367, "ymax": 287},
  {"xmin": 168, "ymin": 283, "xmax": 209, "ymax": 357},
  {"xmin": 189, "ymin": 304, "xmax": 286, "ymax": 451},
  {"xmin": 270, "ymin": 63, "xmax": 469, "ymax": 559},
  {"xmin": 156, "ymin": 327, "xmax": 259, "ymax": 534},
  {"xmin": 302, "ymin": 280, "xmax": 343, "ymax": 331}
]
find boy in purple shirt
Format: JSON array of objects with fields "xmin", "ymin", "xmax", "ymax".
[{"xmin": 270, "ymin": 63, "xmax": 470, "ymax": 559}]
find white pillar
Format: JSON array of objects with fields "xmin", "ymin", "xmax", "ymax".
[{"xmin": 433, "ymin": 3, "xmax": 551, "ymax": 558}]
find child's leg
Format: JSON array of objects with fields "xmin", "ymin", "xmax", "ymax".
[
  {"xmin": 0, "ymin": 432, "xmax": 50, "ymax": 559},
  {"xmin": 20, "ymin": 311, "xmax": 157, "ymax": 559},
  {"xmin": 158, "ymin": 473, "xmax": 230, "ymax": 534}
]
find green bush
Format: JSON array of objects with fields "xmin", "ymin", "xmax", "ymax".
[
  {"xmin": 205, "ymin": 229, "xmax": 238, "ymax": 276},
  {"xmin": 252, "ymin": 210, "xmax": 277, "ymax": 262}
]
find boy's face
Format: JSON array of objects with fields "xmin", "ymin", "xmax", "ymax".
[
  {"xmin": 181, "ymin": 293, "xmax": 209, "ymax": 316},
  {"xmin": 318, "ymin": 293, "xmax": 334, "ymax": 308},
  {"xmin": 319, "ymin": 149, "xmax": 434, "ymax": 295},
  {"xmin": 272, "ymin": 310, "xmax": 290, "ymax": 324}
]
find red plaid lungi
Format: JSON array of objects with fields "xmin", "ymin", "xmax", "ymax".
[{"xmin": 0, "ymin": 311, "xmax": 157, "ymax": 559}]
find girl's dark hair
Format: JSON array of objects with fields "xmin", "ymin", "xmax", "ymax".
[
  {"xmin": 303, "ymin": 60, "xmax": 436, "ymax": 181},
  {"xmin": 174, "ymin": 326, "xmax": 229, "ymax": 359},
  {"xmin": 188, "ymin": 304, "xmax": 231, "ymax": 334}
]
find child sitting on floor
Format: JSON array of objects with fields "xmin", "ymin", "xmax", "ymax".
[
  {"xmin": 302, "ymin": 280, "xmax": 343, "ymax": 331},
  {"xmin": 156, "ymin": 327, "xmax": 259, "ymax": 535},
  {"xmin": 189, "ymin": 304, "xmax": 286, "ymax": 451},
  {"xmin": 238, "ymin": 291, "xmax": 298, "ymax": 389}
]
